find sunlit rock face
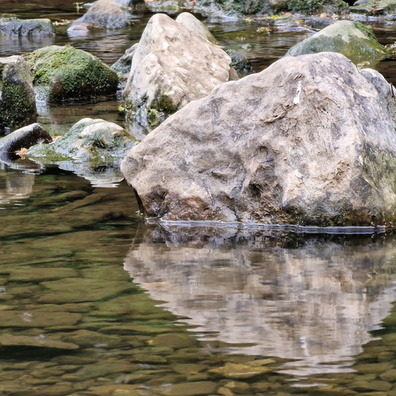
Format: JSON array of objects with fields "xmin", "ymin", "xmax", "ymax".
[
  {"xmin": 123, "ymin": 225, "xmax": 396, "ymax": 376},
  {"xmin": 122, "ymin": 52, "xmax": 396, "ymax": 227}
]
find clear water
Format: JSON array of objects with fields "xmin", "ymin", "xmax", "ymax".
[{"xmin": 0, "ymin": 1, "xmax": 396, "ymax": 395}]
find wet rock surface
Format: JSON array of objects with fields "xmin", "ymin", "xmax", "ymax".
[{"xmin": 122, "ymin": 52, "xmax": 396, "ymax": 227}]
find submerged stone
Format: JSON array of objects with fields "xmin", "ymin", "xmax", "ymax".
[
  {"xmin": 0, "ymin": 17, "xmax": 55, "ymax": 36},
  {"xmin": 209, "ymin": 362, "xmax": 272, "ymax": 379},
  {"xmin": 38, "ymin": 277, "xmax": 132, "ymax": 303},
  {"xmin": 0, "ymin": 310, "xmax": 81, "ymax": 328},
  {"xmin": 121, "ymin": 52, "xmax": 396, "ymax": 228},
  {"xmin": 286, "ymin": 20, "xmax": 389, "ymax": 67},
  {"xmin": 0, "ymin": 334, "xmax": 78, "ymax": 350}
]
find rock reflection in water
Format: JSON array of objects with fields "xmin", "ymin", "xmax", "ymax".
[{"xmin": 123, "ymin": 223, "xmax": 396, "ymax": 377}]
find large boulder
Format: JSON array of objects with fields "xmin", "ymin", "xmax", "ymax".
[
  {"xmin": 123, "ymin": 13, "xmax": 233, "ymax": 138},
  {"xmin": 70, "ymin": 0, "xmax": 132, "ymax": 29},
  {"xmin": 286, "ymin": 20, "xmax": 389, "ymax": 67},
  {"xmin": 121, "ymin": 52, "xmax": 396, "ymax": 228},
  {"xmin": 27, "ymin": 45, "xmax": 118, "ymax": 104},
  {"xmin": 0, "ymin": 56, "xmax": 37, "ymax": 133},
  {"xmin": 0, "ymin": 17, "xmax": 55, "ymax": 36}
]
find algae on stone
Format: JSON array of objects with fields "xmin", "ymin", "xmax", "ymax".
[
  {"xmin": 27, "ymin": 45, "xmax": 118, "ymax": 104},
  {"xmin": 286, "ymin": 20, "xmax": 389, "ymax": 67}
]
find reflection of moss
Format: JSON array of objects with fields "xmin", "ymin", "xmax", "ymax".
[{"xmin": 28, "ymin": 45, "xmax": 118, "ymax": 104}]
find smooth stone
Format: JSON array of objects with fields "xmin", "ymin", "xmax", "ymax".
[
  {"xmin": 0, "ymin": 334, "xmax": 78, "ymax": 350},
  {"xmin": 38, "ymin": 278, "xmax": 131, "ymax": 303},
  {"xmin": 354, "ymin": 362, "xmax": 393, "ymax": 374},
  {"xmin": 149, "ymin": 333, "xmax": 197, "ymax": 349},
  {"xmin": 380, "ymin": 369, "xmax": 396, "ymax": 382},
  {"xmin": 172, "ymin": 363, "xmax": 206, "ymax": 375},
  {"xmin": 60, "ymin": 329, "xmax": 125, "ymax": 348},
  {"xmin": 131, "ymin": 353, "xmax": 168, "ymax": 364},
  {"xmin": 0, "ymin": 310, "xmax": 81, "ymax": 328},
  {"xmin": 153, "ymin": 381, "xmax": 217, "ymax": 396},
  {"xmin": 8, "ymin": 267, "xmax": 78, "ymax": 282},
  {"xmin": 209, "ymin": 362, "xmax": 272, "ymax": 379},
  {"xmin": 351, "ymin": 380, "xmax": 392, "ymax": 392}
]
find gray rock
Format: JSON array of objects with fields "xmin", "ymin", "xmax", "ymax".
[
  {"xmin": 123, "ymin": 13, "xmax": 232, "ymax": 138},
  {"xmin": 0, "ymin": 17, "xmax": 55, "ymax": 36},
  {"xmin": 175, "ymin": 12, "xmax": 218, "ymax": 44},
  {"xmin": 111, "ymin": 43, "xmax": 138, "ymax": 90},
  {"xmin": 0, "ymin": 123, "xmax": 51, "ymax": 162},
  {"xmin": 121, "ymin": 52, "xmax": 396, "ymax": 228},
  {"xmin": 286, "ymin": 20, "xmax": 389, "ymax": 67},
  {"xmin": 71, "ymin": 0, "xmax": 132, "ymax": 29},
  {"xmin": 0, "ymin": 56, "xmax": 37, "ymax": 133}
]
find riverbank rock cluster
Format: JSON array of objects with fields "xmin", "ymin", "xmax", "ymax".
[{"xmin": 121, "ymin": 52, "xmax": 396, "ymax": 228}]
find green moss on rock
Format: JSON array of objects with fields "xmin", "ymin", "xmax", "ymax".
[
  {"xmin": 286, "ymin": 20, "xmax": 389, "ymax": 67},
  {"xmin": 27, "ymin": 45, "xmax": 118, "ymax": 104}
]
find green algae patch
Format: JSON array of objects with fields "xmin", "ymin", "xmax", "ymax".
[
  {"xmin": 286, "ymin": 20, "xmax": 389, "ymax": 67},
  {"xmin": 27, "ymin": 45, "xmax": 118, "ymax": 104}
]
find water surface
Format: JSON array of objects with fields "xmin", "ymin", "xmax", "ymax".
[{"xmin": 1, "ymin": 1, "xmax": 396, "ymax": 395}]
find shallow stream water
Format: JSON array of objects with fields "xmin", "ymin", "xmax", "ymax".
[{"xmin": 1, "ymin": 1, "xmax": 396, "ymax": 395}]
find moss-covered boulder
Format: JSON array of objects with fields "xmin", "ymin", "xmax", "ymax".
[
  {"xmin": 285, "ymin": 20, "xmax": 389, "ymax": 67},
  {"xmin": 27, "ymin": 118, "xmax": 135, "ymax": 163},
  {"xmin": 351, "ymin": 0, "xmax": 396, "ymax": 16},
  {"xmin": 0, "ymin": 56, "xmax": 37, "ymax": 133},
  {"xmin": 27, "ymin": 45, "xmax": 118, "ymax": 104},
  {"xmin": 0, "ymin": 17, "xmax": 55, "ymax": 36}
]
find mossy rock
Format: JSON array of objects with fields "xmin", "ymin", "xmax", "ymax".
[
  {"xmin": 286, "ymin": 20, "xmax": 389, "ymax": 67},
  {"xmin": 286, "ymin": 0, "xmax": 349, "ymax": 14},
  {"xmin": 27, "ymin": 45, "xmax": 118, "ymax": 104},
  {"xmin": 351, "ymin": 0, "xmax": 396, "ymax": 15},
  {"xmin": 27, "ymin": 118, "xmax": 135, "ymax": 163},
  {"xmin": 0, "ymin": 56, "xmax": 37, "ymax": 133}
]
